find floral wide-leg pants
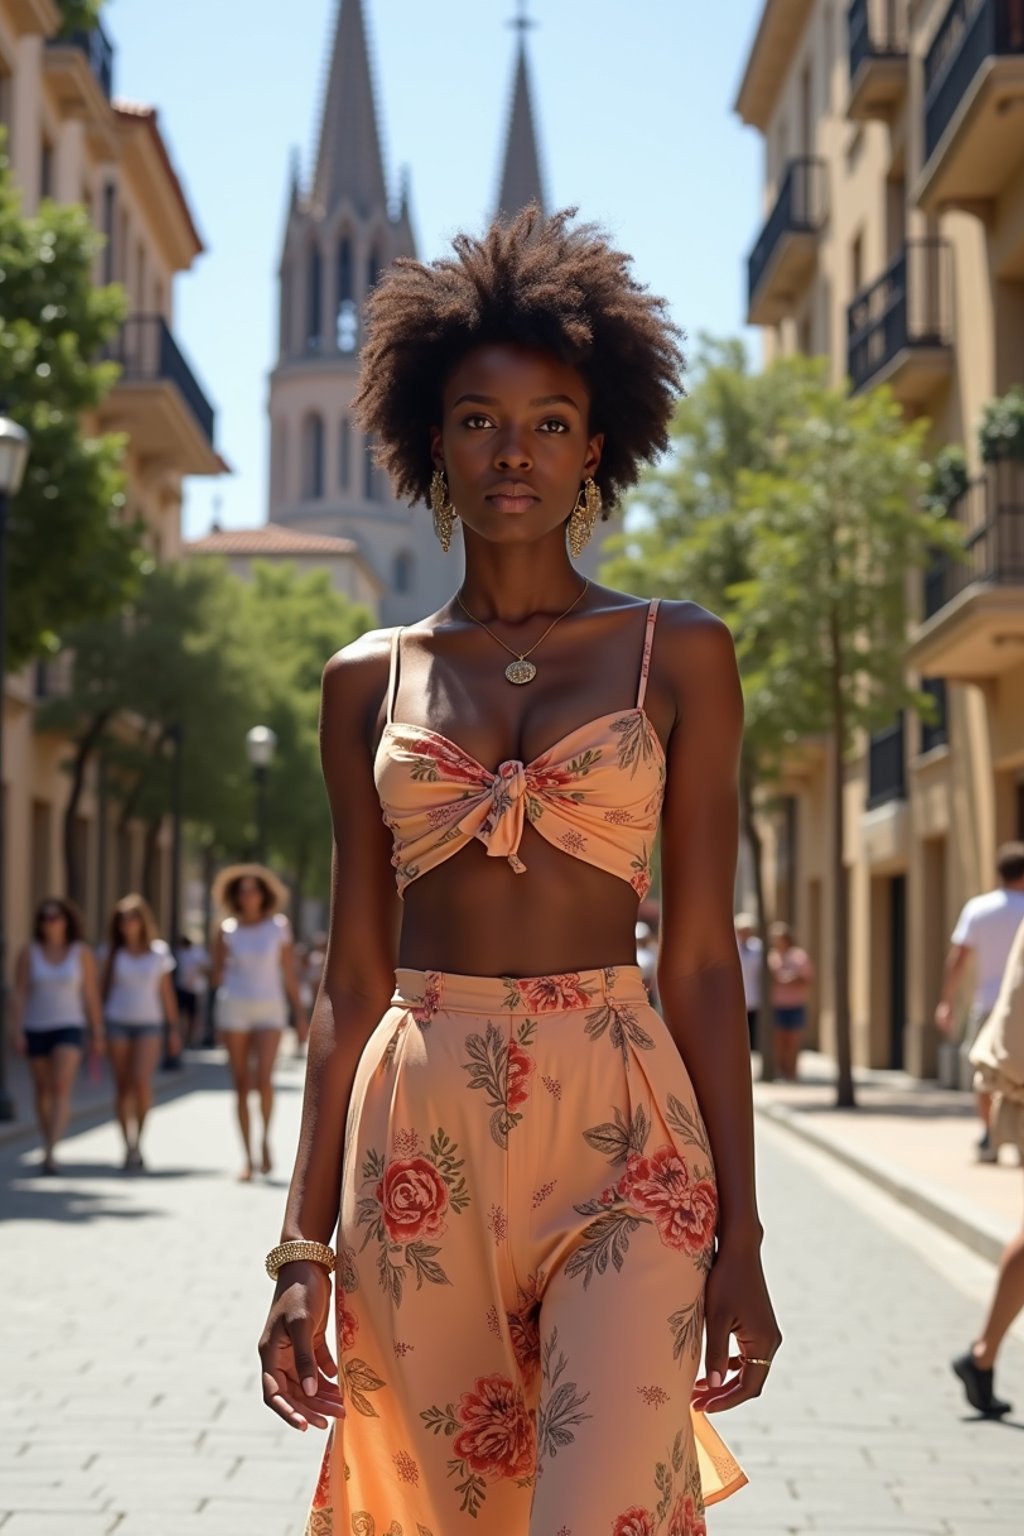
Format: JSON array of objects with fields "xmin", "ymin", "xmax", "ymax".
[{"xmin": 305, "ymin": 966, "xmax": 746, "ymax": 1536}]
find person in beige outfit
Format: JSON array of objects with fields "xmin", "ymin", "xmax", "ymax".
[{"xmin": 952, "ymin": 916, "xmax": 1024, "ymax": 1416}]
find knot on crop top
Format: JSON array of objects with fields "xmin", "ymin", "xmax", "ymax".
[{"xmin": 374, "ymin": 600, "xmax": 667, "ymax": 898}]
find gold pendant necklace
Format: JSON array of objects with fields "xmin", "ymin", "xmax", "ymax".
[{"xmin": 455, "ymin": 580, "xmax": 589, "ymax": 685}]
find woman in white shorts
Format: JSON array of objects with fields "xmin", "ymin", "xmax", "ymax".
[
  {"xmin": 101, "ymin": 893, "xmax": 179, "ymax": 1170},
  {"xmin": 211, "ymin": 864, "xmax": 308, "ymax": 1180}
]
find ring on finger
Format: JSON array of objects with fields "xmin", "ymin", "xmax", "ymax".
[{"xmin": 740, "ymin": 1355, "xmax": 773, "ymax": 1367}]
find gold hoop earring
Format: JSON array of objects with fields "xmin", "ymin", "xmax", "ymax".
[
  {"xmin": 567, "ymin": 477, "xmax": 602, "ymax": 558},
  {"xmin": 430, "ymin": 469, "xmax": 457, "ymax": 554}
]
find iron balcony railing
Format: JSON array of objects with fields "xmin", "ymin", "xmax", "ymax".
[
  {"xmin": 924, "ymin": 459, "xmax": 1024, "ymax": 618},
  {"xmin": 847, "ymin": 239, "xmax": 952, "ymax": 392},
  {"xmin": 924, "ymin": 0, "xmax": 1024, "ymax": 161},
  {"xmin": 747, "ymin": 157, "xmax": 827, "ymax": 310},
  {"xmin": 104, "ymin": 315, "xmax": 216, "ymax": 448},
  {"xmin": 868, "ymin": 715, "xmax": 907, "ymax": 807},
  {"xmin": 848, "ymin": 0, "xmax": 909, "ymax": 80},
  {"xmin": 49, "ymin": 21, "xmax": 115, "ymax": 99},
  {"xmin": 919, "ymin": 677, "xmax": 949, "ymax": 753}
]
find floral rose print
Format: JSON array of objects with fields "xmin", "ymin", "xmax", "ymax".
[
  {"xmin": 337, "ymin": 1303, "xmax": 359, "ymax": 1354},
  {"xmin": 619, "ymin": 1146, "xmax": 718, "ymax": 1264},
  {"xmin": 506, "ymin": 1038, "xmax": 536, "ymax": 1111},
  {"xmin": 376, "ymin": 1157, "xmax": 449, "ymax": 1243},
  {"xmin": 668, "ymin": 1490, "xmax": 707, "ymax": 1536},
  {"xmin": 356, "ymin": 1130, "xmax": 469, "ymax": 1307},
  {"xmin": 421, "ymin": 1374, "xmax": 535, "ymax": 1517},
  {"xmin": 462, "ymin": 1019, "xmax": 537, "ymax": 1146},
  {"xmin": 519, "ymin": 973, "xmax": 594, "ymax": 1012},
  {"xmin": 611, "ymin": 1507, "xmax": 655, "ymax": 1536}
]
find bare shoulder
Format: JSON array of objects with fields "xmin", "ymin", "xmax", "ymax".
[
  {"xmin": 654, "ymin": 600, "xmax": 738, "ymax": 692},
  {"xmin": 321, "ymin": 625, "xmax": 397, "ymax": 720}
]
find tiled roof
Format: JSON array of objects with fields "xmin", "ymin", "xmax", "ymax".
[{"xmin": 187, "ymin": 525, "xmax": 361, "ymax": 557}]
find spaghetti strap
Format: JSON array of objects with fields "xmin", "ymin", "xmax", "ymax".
[
  {"xmin": 386, "ymin": 628, "xmax": 403, "ymax": 725},
  {"xmin": 635, "ymin": 600, "xmax": 660, "ymax": 710}
]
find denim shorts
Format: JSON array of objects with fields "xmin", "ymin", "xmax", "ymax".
[
  {"xmin": 26, "ymin": 1026, "xmax": 85, "ymax": 1058},
  {"xmin": 105, "ymin": 1021, "xmax": 165, "ymax": 1042},
  {"xmin": 775, "ymin": 1005, "xmax": 806, "ymax": 1031}
]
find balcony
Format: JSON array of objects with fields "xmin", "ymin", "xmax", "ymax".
[
  {"xmin": 746, "ymin": 157, "xmax": 827, "ymax": 325},
  {"xmin": 847, "ymin": 0, "xmax": 909, "ymax": 121},
  {"xmin": 917, "ymin": 0, "xmax": 1024, "ymax": 212},
  {"xmin": 867, "ymin": 716, "xmax": 907, "ymax": 808},
  {"xmin": 44, "ymin": 20, "xmax": 115, "ymax": 130},
  {"xmin": 910, "ymin": 459, "xmax": 1024, "ymax": 678},
  {"xmin": 847, "ymin": 240, "xmax": 953, "ymax": 403},
  {"xmin": 99, "ymin": 316, "xmax": 222, "ymax": 477}
]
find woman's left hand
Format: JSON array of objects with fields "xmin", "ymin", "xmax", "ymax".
[{"xmin": 691, "ymin": 1235, "xmax": 781, "ymax": 1414}]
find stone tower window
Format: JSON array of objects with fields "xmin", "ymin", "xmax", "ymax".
[
  {"xmin": 393, "ymin": 550, "xmax": 414, "ymax": 594},
  {"xmin": 339, "ymin": 417, "xmax": 351, "ymax": 488},
  {"xmin": 303, "ymin": 413, "xmax": 325, "ymax": 500},
  {"xmin": 307, "ymin": 244, "xmax": 323, "ymax": 351},
  {"xmin": 337, "ymin": 237, "xmax": 358, "ymax": 352}
]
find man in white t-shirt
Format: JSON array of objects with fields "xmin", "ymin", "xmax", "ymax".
[{"xmin": 936, "ymin": 842, "xmax": 1024, "ymax": 1162}]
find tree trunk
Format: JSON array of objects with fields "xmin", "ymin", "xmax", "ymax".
[
  {"xmin": 63, "ymin": 709, "xmax": 114, "ymax": 905},
  {"xmin": 740, "ymin": 766, "xmax": 776, "ymax": 1081},
  {"xmin": 141, "ymin": 816, "xmax": 161, "ymax": 907},
  {"xmin": 830, "ymin": 620, "xmax": 856, "ymax": 1108}
]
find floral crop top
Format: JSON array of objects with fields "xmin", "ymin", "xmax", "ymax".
[{"xmin": 374, "ymin": 600, "xmax": 667, "ymax": 898}]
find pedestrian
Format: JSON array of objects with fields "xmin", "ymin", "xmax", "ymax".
[
  {"xmin": 10, "ymin": 896, "xmax": 103, "ymax": 1174},
  {"xmin": 174, "ymin": 931, "xmax": 210, "ymax": 1049},
  {"xmin": 952, "ymin": 916, "xmax": 1024, "ymax": 1415},
  {"xmin": 935, "ymin": 842, "xmax": 1024, "ymax": 1162},
  {"xmin": 258, "ymin": 208, "xmax": 777, "ymax": 1533},
  {"xmin": 735, "ymin": 912, "xmax": 763, "ymax": 1051},
  {"xmin": 101, "ymin": 894, "xmax": 179, "ymax": 1170},
  {"xmin": 768, "ymin": 921, "xmax": 814, "ymax": 1082},
  {"xmin": 210, "ymin": 864, "xmax": 308, "ymax": 1182}
]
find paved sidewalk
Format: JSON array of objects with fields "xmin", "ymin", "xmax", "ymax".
[{"xmin": 754, "ymin": 1052, "xmax": 1022, "ymax": 1262}]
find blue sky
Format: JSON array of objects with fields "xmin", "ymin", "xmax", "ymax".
[{"xmin": 104, "ymin": 0, "xmax": 766, "ymax": 539}]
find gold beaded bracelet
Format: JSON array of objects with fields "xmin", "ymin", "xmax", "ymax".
[{"xmin": 265, "ymin": 1240, "xmax": 337, "ymax": 1281}]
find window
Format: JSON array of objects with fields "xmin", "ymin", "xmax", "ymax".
[
  {"xmin": 280, "ymin": 263, "xmax": 292, "ymax": 355},
  {"xmin": 136, "ymin": 241, "xmax": 147, "ymax": 311},
  {"xmin": 102, "ymin": 182, "xmax": 115, "ymax": 283},
  {"xmin": 366, "ymin": 244, "xmax": 382, "ymax": 293},
  {"xmin": 850, "ymin": 231, "xmax": 864, "ymax": 298},
  {"xmin": 307, "ymin": 243, "xmax": 323, "ymax": 350},
  {"xmin": 800, "ymin": 61, "xmax": 813, "ymax": 157},
  {"xmin": 0, "ymin": 62, "xmax": 13, "ymax": 153},
  {"xmin": 119, "ymin": 209, "xmax": 129, "ymax": 287},
  {"xmin": 273, "ymin": 419, "xmax": 288, "ymax": 503},
  {"xmin": 41, "ymin": 140, "xmax": 54, "ymax": 201},
  {"xmin": 303, "ymin": 413, "xmax": 325, "ymax": 500},
  {"xmin": 364, "ymin": 439, "xmax": 377, "ymax": 501},
  {"xmin": 339, "ymin": 417, "xmax": 351, "ymax": 488},
  {"xmin": 336, "ymin": 237, "xmax": 358, "ymax": 352},
  {"xmin": 393, "ymin": 550, "xmax": 414, "ymax": 594}
]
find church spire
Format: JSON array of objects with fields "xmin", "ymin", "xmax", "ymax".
[
  {"xmin": 313, "ymin": 0, "xmax": 388, "ymax": 216},
  {"xmin": 496, "ymin": 3, "xmax": 546, "ymax": 219}
]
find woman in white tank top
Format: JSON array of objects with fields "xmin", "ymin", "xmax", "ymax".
[
  {"xmin": 12, "ymin": 896, "xmax": 103, "ymax": 1173},
  {"xmin": 101, "ymin": 893, "xmax": 180, "ymax": 1170},
  {"xmin": 210, "ymin": 864, "xmax": 307, "ymax": 1180}
]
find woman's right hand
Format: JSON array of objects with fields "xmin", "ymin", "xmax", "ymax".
[{"xmin": 258, "ymin": 1261, "xmax": 344, "ymax": 1431}]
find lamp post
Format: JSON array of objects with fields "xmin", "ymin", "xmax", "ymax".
[
  {"xmin": 245, "ymin": 725, "xmax": 276, "ymax": 865},
  {"xmin": 0, "ymin": 415, "xmax": 32, "ymax": 1122}
]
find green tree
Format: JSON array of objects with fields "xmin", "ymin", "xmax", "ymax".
[
  {"xmin": 39, "ymin": 562, "xmax": 261, "ymax": 906},
  {"xmin": 603, "ymin": 340, "xmax": 822, "ymax": 1078},
  {"xmin": 237, "ymin": 563, "xmax": 374, "ymax": 928},
  {"xmin": 56, "ymin": 1, "xmax": 105, "ymax": 35},
  {"xmin": 0, "ymin": 135, "xmax": 141, "ymax": 667},
  {"xmin": 730, "ymin": 377, "xmax": 961, "ymax": 1106}
]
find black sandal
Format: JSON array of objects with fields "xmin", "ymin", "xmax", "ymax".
[{"xmin": 952, "ymin": 1352, "xmax": 1012, "ymax": 1417}]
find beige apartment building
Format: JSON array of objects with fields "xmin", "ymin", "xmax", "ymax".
[
  {"xmin": 736, "ymin": 0, "xmax": 1024, "ymax": 1076},
  {"xmin": 0, "ymin": 0, "xmax": 223, "ymax": 950}
]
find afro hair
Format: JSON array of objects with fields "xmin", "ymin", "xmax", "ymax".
[{"xmin": 354, "ymin": 205, "xmax": 685, "ymax": 512}]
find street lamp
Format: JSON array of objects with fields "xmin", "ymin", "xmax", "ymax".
[
  {"xmin": 245, "ymin": 725, "xmax": 276, "ymax": 864},
  {"xmin": 0, "ymin": 415, "xmax": 32, "ymax": 1123}
]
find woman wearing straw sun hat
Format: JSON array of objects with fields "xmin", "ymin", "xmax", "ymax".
[{"xmin": 210, "ymin": 863, "xmax": 308, "ymax": 1181}]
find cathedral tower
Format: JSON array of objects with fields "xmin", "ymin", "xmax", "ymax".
[{"xmin": 267, "ymin": 0, "xmax": 448, "ymax": 625}]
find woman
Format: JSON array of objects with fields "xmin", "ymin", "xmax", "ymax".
[
  {"xmin": 768, "ymin": 921, "xmax": 814, "ymax": 1083},
  {"xmin": 102, "ymin": 893, "xmax": 179, "ymax": 1170},
  {"xmin": 11, "ymin": 896, "xmax": 103, "ymax": 1173},
  {"xmin": 258, "ymin": 209, "xmax": 779, "ymax": 1534},
  {"xmin": 211, "ymin": 864, "xmax": 307, "ymax": 1181},
  {"xmin": 955, "ymin": 916, "xmax": 1024, "ymax": 1416}
]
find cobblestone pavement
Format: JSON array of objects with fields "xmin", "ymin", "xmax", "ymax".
[{"xmin": 3, "ymin": 1054, "xmax": 1024, "ymax": 1535}]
